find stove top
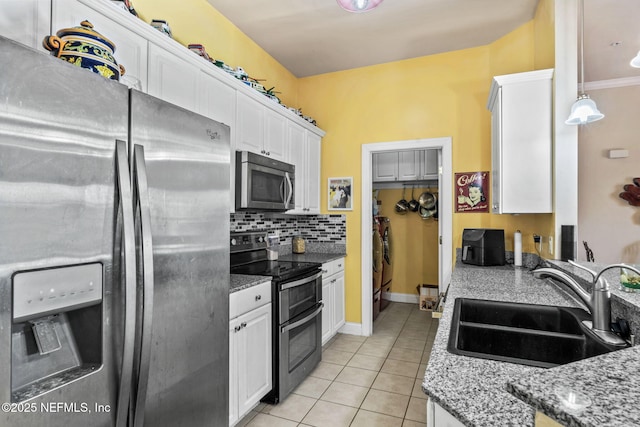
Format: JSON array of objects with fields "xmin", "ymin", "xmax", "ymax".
[
  {"xmin": 230, "ymin": 231, "xmax": 320, "ymax": 281},
  {"xmin": 231, "ymin": 259, "xmax": 321, "ymax": 282}
]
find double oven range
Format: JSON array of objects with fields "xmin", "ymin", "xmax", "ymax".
[{"xmin": 230, "ymin": 231, "xmax": 323, "ymax": 404}]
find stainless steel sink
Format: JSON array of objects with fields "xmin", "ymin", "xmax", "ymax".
[{"xmin": 447, "ymin": 298, "xmax": 624, "ymax": 368}]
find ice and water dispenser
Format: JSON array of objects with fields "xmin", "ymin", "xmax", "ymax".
[{"xmin": 11, "ymin": 263, "xmax": 103, "ymax": 401}]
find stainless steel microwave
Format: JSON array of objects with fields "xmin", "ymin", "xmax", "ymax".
[{"xmin": 235, "ymin": 151, "xmax": 295, "ymax": 211}]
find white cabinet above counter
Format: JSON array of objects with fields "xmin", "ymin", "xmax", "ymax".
[
  {"xmin": 11, "ymin": 0, "xmax": 325, "ymax": 214},
  {"xmin": 373, "ymin": 149, "xmax": 439, "ymax": 184}
]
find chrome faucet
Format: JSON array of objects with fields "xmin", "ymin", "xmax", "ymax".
[{"xmin": 533, "ymin": 260, "xmax": 640, "ymax": 347}]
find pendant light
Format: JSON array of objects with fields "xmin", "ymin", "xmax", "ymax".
[
  {"xmin": 565, "ymin": 0, "xmax": 604, "ymax": 125},
  {"xmin": 336, "ymin": 0, "xmax": 383, "ymax": 13}
]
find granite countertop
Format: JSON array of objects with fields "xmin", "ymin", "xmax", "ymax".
[
  {"xmin": 230, "ymin": 274, "xmax": 271, "ymax": 293},
  {"xmin": 422, "ymin": 260, "xmax": 640, "ymax": 427}
]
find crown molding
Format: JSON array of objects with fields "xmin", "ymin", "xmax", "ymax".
[{"xmin": 584, "ymin": 76, "xmax": 640, "ymax": 91}]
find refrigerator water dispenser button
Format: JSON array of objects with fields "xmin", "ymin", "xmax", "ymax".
[{"xmin": 30, "ymin": 317, "xmax": 62, "ymax": 355}]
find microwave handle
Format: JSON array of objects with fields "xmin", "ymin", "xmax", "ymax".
[{"xmin": 284, "ymin": 172, "xmax": 293, "ymax": 209}]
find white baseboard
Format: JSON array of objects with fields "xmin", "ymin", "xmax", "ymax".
[
  {"xmin": 338, "ymin": 322, "xmax": 362, "ymax": 336},
  {"xmin": 383, "ymin": 292, "xmax": 419, "ymax": 304},
  {"xmin": 334, "ymin": 294, "xmax": 420, "ymax": 338}
]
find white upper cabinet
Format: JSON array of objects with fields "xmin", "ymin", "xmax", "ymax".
[
  {"xmin": 13, "ymin": 0, "xmax": 326, "ymax": 215},
  {"xmin": 487, "ymin": 69, "xmax": 553, "ymax": 214},
  {"xmin": 372, "ymin": 152, "xmax": 399, "ymax": 182},
  {"xmin": 305, "ymin": 132, "xmax": 321, "ymax": 213},
  {"xmin": 420, "ymin": 149, "xmax": 439, "ymax": 180},
  {"xmin": 148, "ymin": 42, "xmax": 199, "ymax": 112},
  {"xmin": 236, "ymin": 92, "xmax": 288, "ymax": 162},
  {"xmin": 264, "ymin": 108, "xmax": 287, "ymax": 160},
  {"xmin": 373, "ymin": 149, "xmax": 435, "ymax": 183},
  {"xmin": 1, "ymin": 0, "xmax": 51, "ymax": 51},
  {"xmin": 287, "ymin": 122, "xmax": 321, "ymax": 215},
  {"xmin": 197, "ymin": 69, "xmax": 236, "ymax": 127},
  {"xmin": 51, "ymin": 0, "xmax": 149, "ymax": 92},
  {"xmin": 288, "ymin": 122, "xmax": 306, "ymax": 213}
]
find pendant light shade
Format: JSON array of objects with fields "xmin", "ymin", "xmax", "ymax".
[
  {"xmin": 630, "ymin": 51, "xmax": 640, "ymax": 68},
  {"xmin": 565, "ymin": 94, "xmax": 604, "ymax": 125},
  {"xmin": 336, "ymin": 0, "xmax": 383, "ymax": 13},
  {"xmin": 566, "ymin": 0, "xmax": 604, "ymax": 125}
]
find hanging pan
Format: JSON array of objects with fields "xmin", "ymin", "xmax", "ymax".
[
  {"xmin": 395, "ymin": 186, "xmax": 409, "ymax": 214},
  {"xmin": 408, "ymin": 186, "xmax": 420, "ymax": 212}
]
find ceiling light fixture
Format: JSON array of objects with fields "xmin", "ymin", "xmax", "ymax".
[
  {"xmin": 336, "ymin": 0, "xmax": 383, "ymax": 13},
  {"xmin": 630, "ymin": 51, "xmax": 640, "ymax": 68},
  {"xmin": 565, "ymin": 0, "xmax": 604, "ymax": 125}
]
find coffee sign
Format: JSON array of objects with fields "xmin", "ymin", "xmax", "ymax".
[{"xmin": 455, "ymin": 171, "xmax": 489, "ymax": 213}]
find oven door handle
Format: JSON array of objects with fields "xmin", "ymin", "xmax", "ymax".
[
  {"xmin": 280, "ymin": 271, "xmax": 322, "ymax": 291},
  {"xmin": 281, "ymin": 303, "xmax": 324, "ymax": 333}
]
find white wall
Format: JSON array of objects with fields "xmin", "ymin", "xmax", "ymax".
[{"xmin": 578, "ymin": 85, "xmax": 640, "ymax": 263}]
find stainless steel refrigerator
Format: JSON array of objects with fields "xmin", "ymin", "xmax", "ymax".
[{"xmin": 0, "ymin": 36, "xmax": 230, "ymax": 427}]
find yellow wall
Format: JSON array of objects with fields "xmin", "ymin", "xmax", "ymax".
[
  {"xmin": 298, "ymin": 12, "xmax": 555, "ymax": 323},
  {"xmin": 133, "ymin": 0, "xmax": 556, "ymax": 324},
  {"xmin": 376, "ymin": 187, "xmax": 440, "ymax": 295},
  {"xmin": 133, "ymin": 0, "xmax": 299, "ymax": 107}
]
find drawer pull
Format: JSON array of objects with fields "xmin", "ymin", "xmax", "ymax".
[
  {"xmin": 322, "ymin": 269, "xmax": 328, "ymax": 274},
  {"xmin": 255, "ymin": 295, "xmax": 262, "ymax": 301}
]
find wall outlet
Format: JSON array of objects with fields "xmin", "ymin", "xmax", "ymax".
[{"xmin": 548, "ymin": 236, "xmax": 554, "ymax": 255}]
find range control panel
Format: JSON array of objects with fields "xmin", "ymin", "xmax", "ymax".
[{"xmin": 230, "ymin": 231, "xmax": 268, "ymax": 253}]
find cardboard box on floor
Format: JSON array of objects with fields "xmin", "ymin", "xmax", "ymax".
[{"xmin": 417, "ymin": 284, "xmax": 439, "ymax": 311}]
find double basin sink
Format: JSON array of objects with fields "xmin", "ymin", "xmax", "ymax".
[{"xmin": 447, "ymin": 298, "xmax": 624, "ymax": 368}]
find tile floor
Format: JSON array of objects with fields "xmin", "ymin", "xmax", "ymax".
[{"xmin": 236, "ymin": 301, "xmax": 439, "ymax": 427}]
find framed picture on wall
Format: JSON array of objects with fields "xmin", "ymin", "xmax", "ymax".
[
  {"xmin": 328, "ymin": 177, "xmax": 353, "ymax": 211},
  {"xmin": 455, "ymin": 171, "xmax": 490, "ymax": 213}
]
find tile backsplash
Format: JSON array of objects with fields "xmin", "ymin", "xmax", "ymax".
[{"xmin": 230, "ymin": 213, "xmax": 346, "ymax": 244}]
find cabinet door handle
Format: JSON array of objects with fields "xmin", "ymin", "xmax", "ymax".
[
  {"xmin": 266, "ymin": 151, "xmax": 270, "ymax": 156},
  {"xmin": 255, "ymin": 294, "xmax": 262, "ymax": 301},
  {"xmin": 331, "ymin": 279, "xmax": 337, "ymax": 284},
  {"xmin": 234, "ymin": 325, "xmax": 242, "ymax": 332},
  {"xmin": 241, "ymin": 322, "xmax": 247, "ymax": 328}
]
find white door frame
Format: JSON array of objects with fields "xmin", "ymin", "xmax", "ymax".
[{"xmin": 361, "ymin": 137, "xmax": 452, "ymax": 337}]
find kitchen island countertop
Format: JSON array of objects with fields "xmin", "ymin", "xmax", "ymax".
[{"xmin": 423, "ymin": 260, "xmax": 640, "ymax": 427}]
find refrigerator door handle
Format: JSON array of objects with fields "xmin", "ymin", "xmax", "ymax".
[
  {"xmin": 131, "ymin": 144, "xmax": 155, "ymax": 427},
  {"xmin": 115, "ymin": 140, "xmax": 137, "ymax": 427}
]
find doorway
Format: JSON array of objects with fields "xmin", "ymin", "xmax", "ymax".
[{"xmin": 361, "ymin": 138, "xmax": 452, "ymax": 337}]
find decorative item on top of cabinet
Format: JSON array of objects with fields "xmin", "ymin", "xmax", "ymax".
[
  {"xmin": 487, "ymin": 68, "xmax": 553, "ymax": 214},
  {"xmin": 321, "ymin": 258, "xmax": 345, "ymax": 345},
  {"xmin": 43, "ymin": 20, "xmax": 126, "ymax": 81},
  {"xmin": 51, "ymin": 0, "xmax": 148, "ymax": 91}
]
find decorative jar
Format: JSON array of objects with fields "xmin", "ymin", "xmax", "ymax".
[{"xmin": 43, "ymin": 20, "xmax": 125, "ymax": 81}]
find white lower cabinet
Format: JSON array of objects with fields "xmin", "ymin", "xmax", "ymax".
[
  {"xmin": 427, "ymin": 398, "xmax": 465, "ymax": 427},
  {"xmin": 229, "ymin": 281, "xmax": 272, "ymax": 427},
  {"xmin": 321, "ymin": 258, "xmax": 346, "ymax": 345}
]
